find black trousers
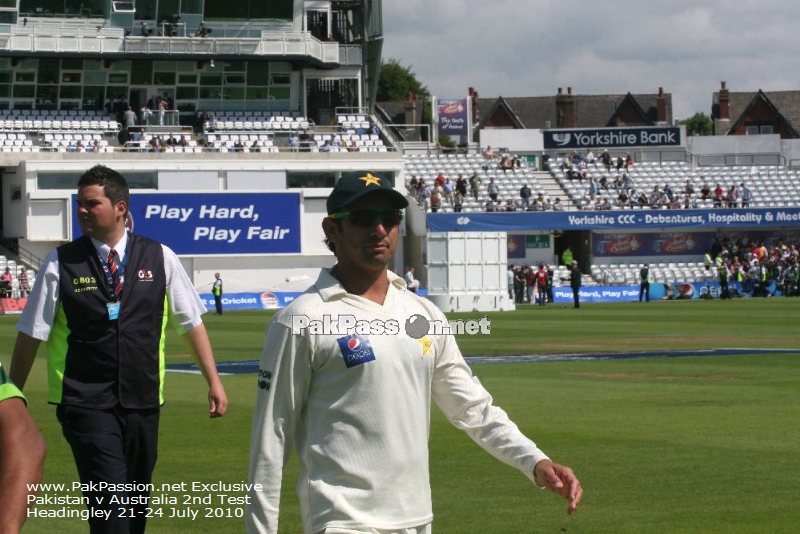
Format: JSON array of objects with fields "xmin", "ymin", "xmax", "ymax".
[
  {"xmin": 214, "ymin": 294, "xmax": 223, "ymax": 315},
  {"xmin": 639, "ymin": 281, "xmax": 650, "ymax": 302},
  {"xmin": 572, "ymin": 286, "xmax": 581, "ymax": 308},
  {"xmin": 57, "ymin": 404, "xmax": 160, "ymax": 534}
]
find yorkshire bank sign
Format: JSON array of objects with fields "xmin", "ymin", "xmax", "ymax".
[{"xmin": 543, "ymin": 127, "xmax": 682, "ymax": 150}]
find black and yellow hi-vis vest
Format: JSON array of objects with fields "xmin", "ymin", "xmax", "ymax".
[{"xmin": 48, "ymin": 233, "xmax": 168, "ymax": 409}]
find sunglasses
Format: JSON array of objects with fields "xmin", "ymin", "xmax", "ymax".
[{"xmin": 329, "ymin": 209, "xmax": 404, "ymax": 228}]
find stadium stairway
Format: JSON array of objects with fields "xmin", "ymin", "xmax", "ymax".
[{"xmin": 530, "ymin": 170, "xmax": 580, "ymax": 210}]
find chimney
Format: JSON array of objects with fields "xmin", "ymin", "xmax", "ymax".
[
  {"xmin": 404, "ymin": 99, "xmax": 417, "ymax": 126},
  {"xmin": 657, "ymin": 87, "xmax": 667, "ymax": 124},
  {"xmin": 556, "ymin": 86, "xmax": 576, "ymax": 128},
  {"xmin": 719, "ymin": 81, "xmax": 730, "ymax": 120}
]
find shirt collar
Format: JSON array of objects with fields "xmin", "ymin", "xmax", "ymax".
[
  {"xmin": 316, "ymin": 267, "xmax": 407, "ymax": 302},
  {"xmin": 90, "ymin": 232, "xmax": 128, "ymax": 263}
]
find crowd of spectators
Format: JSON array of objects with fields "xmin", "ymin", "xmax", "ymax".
[
  {"xmin": 560, "ymin": 149, "xmax": 755, "ymax": 210},
  {"xmin": 707, "ymin": 236, "xmax": 799, "ymax": 297}
]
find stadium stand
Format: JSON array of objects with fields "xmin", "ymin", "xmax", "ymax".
[
  {"xmin": 550, "ymin": 155, "xmax": 800, "ymax": 209},
  {"xmin": 403, "ymin": 153, "xmax": 569, "ymax": 212}
]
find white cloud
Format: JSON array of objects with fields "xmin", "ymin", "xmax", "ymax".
[{"xmin": 382, "ymin": 0, "xmax": 800, "ymax": 120}]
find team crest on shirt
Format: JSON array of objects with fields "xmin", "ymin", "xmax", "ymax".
[
  {"xmin": 416, "ymin": 335, "xmax": 433, "ymax": 356},
  {"xmin": 337, "ymin": 334, "xmax": 376, "ymax": 368}
]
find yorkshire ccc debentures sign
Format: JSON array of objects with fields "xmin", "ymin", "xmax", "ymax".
[{"xmin": 543, "ymin": 127, "xmax": 682, "ymax": 150}]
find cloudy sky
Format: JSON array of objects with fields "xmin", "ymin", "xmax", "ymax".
[{"xmin": 381, "ymin": 0, "xmax": 800, "ymax": 121}]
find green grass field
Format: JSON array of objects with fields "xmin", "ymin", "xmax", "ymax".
[{"xmin": 4, "ymin": 298, "xmax": 800, "ymax": 533}]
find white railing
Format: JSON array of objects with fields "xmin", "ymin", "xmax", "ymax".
[{"xmin": 0, "ymin": 30, "xmax": 341, "ymax": 63}]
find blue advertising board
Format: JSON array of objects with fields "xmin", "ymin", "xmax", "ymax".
[
  {"xmin": 543, "ymin": 127, "xmax": 681, "ymax": 150},
  {"xmin": 428, "ymin": 207, "xmax": 800, "ymax": 233},
  {"xmin": 552, "ymin": 284, "xmax": 667, "ymax": 303},
  {"xmin": 72, "ymin": 192, "xmax": 302, "ymax": 255}
]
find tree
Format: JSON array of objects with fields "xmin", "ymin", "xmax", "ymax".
[
  {"xmin": 376, "ymin": 59, "xmax": 429, "ymax": 102},
  {"xmin": 681, "ymin": 112, "xmax": 713, "ymax": 136}
]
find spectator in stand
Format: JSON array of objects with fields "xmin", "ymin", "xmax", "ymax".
[
  {"xmin": 617, "ymin": 190, "xmax": 630, "ymax": 209},
  {"xmin": 469, "ymin": 171, "xmax": 482, "ymax": 200},
  {"xmin": 616, "ymin": 155, "xmax": 625, "ymax": 171},
  {"xmin": 456, "ymin": 173, "xmax": 468, "ymax": 198},
  {"xmin": 505, "ymin": 199, "xmax": 517, "ymax": 212},
  {"xmin": 453, "ymin": 190, "xmax": 464, "ymax": 213},
  {"xmin": 600, "ymin": 149, "xmax": 612, "ymax": 171},
  {"xmin": 443, "ymin": 178, "xmax": 455, "ymax": 206},
  {"xmin": 134, "ymin": 128, "xmax": 148, "ymax": 143},
  {"xmin": 407, "ymin": 175, "xmax": 420, "ymax": 196},
  {"xmin": 157, "ymin": 100, "xmax": 166, "ymax": 126},
  {"xmin": 685, "ymin": 179, "xmax": 695, "ymax": 196},
  {"xmin": 726, "ymin": 184, "xmax": 739, "ymax": 208},
  {"xmin": 663, "ymin": 184, "xmax": 675, "ymax": 203},
  {"xmin": 520, "ymin": 183, "xmax": 532, "ymax": 208},
  {"xmin": 206, "ymin": 113, "xmax": 218, "ymax": 132},
  {"xmin": 288, "ymin": 131, "xmax": 300, "ymax": 152},
  {"xmin": 319, "ymin": 139, "xmax": 332, "ymax": 152},
  {"xmin": 298, "ymin": 129, "xmax": 313, "ymax": 151},
  {"xmin": 527, "ymin": 199, "xmax": 540, "ymax": 212},
  {"xmin": 713, "ymin": 183, "xmax": 725, "ymax": 207},
  {"xmin": 430, "ymin": 187, "xmax": 442, "ymax": 213},
  {"xmin": 565, "ymin": 165, "xmax": 579, "ymax": 181},
  {"xmin": 251, "ymin": 140, "xmax": 261, "ymax": 152},
  {"xmin": 331, "ymin": 135, "xmax": 342, "ymax": 149},
  {"xmin": 612, "ymin": 174, "xmax": 624, "ymax": 193},
  {"xmin": 625, "ymin": 153, "xmax": 634, "ymax": 170},
  {"xmin": 701, "ymin": 183, "xmax": 711, "ymax": 200},
  {"xmin": 740, "ymin": 182, "xmax": 752, "ymax": 207},
  {"xmin": 649, "ymin": 186, "xmax": 664, "ymax": 209},
  {"xmin": 552, "ymin": 198, "xmax": 564, "ymax": 211},
  {"xmin": 179, "ymin": 135, "xmax": 189, "ymax": 147},
  {"xmin": 347, "ymin": 141, "xmax": 359, "ymax": 152},
  {"xmin": 485, "ymin": 200, "xmax": 496, "ymax": 212},
  {"xmin": 483, "ymin": 145, "xmax": 499, "ymax": 160},
  {"xmin": 585, "ymin": 149, "xmax": 597, "ymax": 167},
  {"xmin": 598, "ymin": 175, "xmax": 609, "ymax": 191},
  {"xmin": 682, "ymin": 194, "xmax": 694, "ymax": 210},
  {"xmin": 537, "ymin": 193, "xmax": 550, "ymax": 211},
  {"xmin": 500, "ymin": 154, "xmax": 515, "ymax": 174},
  {"xmin": 92, "ymin": 139, "xmax": 103, "ymax": 152},
  {"xmin": 588, "ymin": 176, "xmax": 599, "ymax": 200},
  {"xmin": 636, "ymin": 190, "xmax": 649, "ymax": 208},
  {"xmin": 487, "ymin": 178, "xmax": 499, "ymax": 203},
  {"xmin": 622, "ymin": 173, "xmax": 634, "ymax": 192},
  {"xmin": 435, "ymin": 173, "xmax": 446, "ymax": 189},
  {"xmin": 416, "ymin": 181, "xmax": 431, "ymax": 211}
]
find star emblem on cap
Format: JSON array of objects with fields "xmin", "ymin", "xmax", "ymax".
[{"xmin": 359, "ymin": 173, "xmax": 381, "ymax": 187}]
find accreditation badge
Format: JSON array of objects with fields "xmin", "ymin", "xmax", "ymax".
[{"xmin": 107, "ymin": 302, "xmax": 120, "ymax": 320}]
